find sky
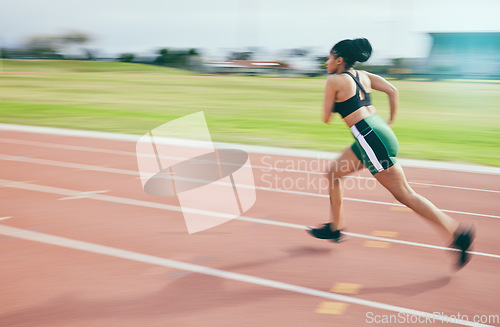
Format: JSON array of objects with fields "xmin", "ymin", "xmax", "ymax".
[{"xmin": 1, "ymin": 0, "xmax": 499, "ymax": 61}]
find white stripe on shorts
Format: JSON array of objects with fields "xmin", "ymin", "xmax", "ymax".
[{"xmin": 350, "ymin": 125, "xmax": 384, "ymax": 172}]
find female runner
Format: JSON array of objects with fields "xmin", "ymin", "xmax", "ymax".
[{"xmin": 308, "ymin": 38, "xmax": 474, "ymax": 268}]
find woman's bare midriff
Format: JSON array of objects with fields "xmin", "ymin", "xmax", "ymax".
[{"xmin": 343, "ymin": 105, "xmax": 376, "ymax": 128}]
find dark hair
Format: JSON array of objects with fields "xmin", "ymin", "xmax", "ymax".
[{"xmin": 330, "ymin": 38, "xmax": 372, "ymax": 69}]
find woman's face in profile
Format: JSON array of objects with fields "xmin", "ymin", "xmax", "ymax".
[{"xmin": 326, "ymin": 53, "xmax": 340, "ymax": 74}]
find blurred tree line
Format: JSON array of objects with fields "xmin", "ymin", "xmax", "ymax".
[
  {"xmin": 1, "ymin": 31, "xmax": 202, "ymax": 71},
  {"xmin": 151, "ymin": 48, "xmax": 199, "ymax": 68},
  {"xmin": 227, "ymin": 51, "xmax": 253, "ymax": 61},
  {"xmin": 1, "ymin": 31, "xmax": 94, "ymax": 60}
]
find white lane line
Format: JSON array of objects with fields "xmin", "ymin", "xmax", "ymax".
[
  {"xmin": 58, "ymin": 190, "xmax": 109, "ymax": 200},
  {"xmin": 1, "ymin": 178, "xmax": 499, "ymax": 260},
  {"xmin": 0, "ymin": 225, "xmax": 490, "ymax": 327},
  {"xmin": 1, "ymin": 154, "xmax": 498, "ymax": 220},
  {"xmin": 344, "ymin": 232, "xmax": 499, "ymax": 259},
  {"xmin": 343, "ymin": 197, "xmax": 500, "ymax": 220},
  {"xmin": 0, "ymin": 154, "xmax": 38, "ymax": 161},
  {"xmin": 0, "ymin": 137, "xmax": 133, "ymax": 156},
  {"xmin": 397, "ymin": 180, "xmax": 500, "ymax": 194},
  {"xmin": 0, "ymin": 154, "xmax": 138, "ymax": 175},
  {"xmin": 273, "ymin": 172, "xmax": 500, "ymax": 195},
  {"xmin": 1, "ymin": 137, "xmax": 498, "ymax": 194},
  {"xmin": 1, "ymin": 123, "xmax": 499, "ymax": 175},
  {"xmin": 0, "ymin": 216, "xmax": 12, "ymax": 221}
]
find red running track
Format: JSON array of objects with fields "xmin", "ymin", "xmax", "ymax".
[{"xmin": 0, "ymin": 127, "xmax": 499, "ymax": 327}]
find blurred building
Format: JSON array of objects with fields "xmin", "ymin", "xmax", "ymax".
[
  {"xmin": 204, "ymin": 60, "xmax": 290, "ymax": 75},
  {"xmin": 427, "ymin": 32, "xmax": 500, "ymax": 78},
  {"xmin": 285, "ymin": 56, "xmax": 323, "ymax": 76}
]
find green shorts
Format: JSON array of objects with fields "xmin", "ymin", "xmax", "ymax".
[{"xmin": 350, "ymin": 114, "xmax": 399, "ymax": 175}]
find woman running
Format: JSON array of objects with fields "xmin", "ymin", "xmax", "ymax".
[{"xmin": 308, "ymin": 38, "xmax": 474, "ymax": 268}]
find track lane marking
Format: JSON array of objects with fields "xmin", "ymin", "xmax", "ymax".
[
  {"xmin": 330, "ymin": 283, "xmax": 362, "ymax": 294},
  {"xmin": 1, "ymin": 155, "xmax": 498, "ymax": 220},
  {"xmin": 315, "ymin": 302, "xmax": 348, "ymax": 315},
  {"xmin": 0, "ymin": 178, "xmax": 499, "ymax": 260},
  {"xmin": 364, "ymin": 241, "xmax": 391, "ymax": 248},
  {"xmin": 0, "ymin": 224, "xmax": 491, "ymax": 327},
  {"xmin": 371, "ymin": 231, "xmax": 399, "ymax": 238}
]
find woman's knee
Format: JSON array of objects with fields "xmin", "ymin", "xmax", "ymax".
[
  {"xmin": 392, "ymin": 189, "xmax": 418, "ymax": 207},
  {"xmin": 326, "ymin": 163, "xmax": 337, "ymax": 181},
  {"xmin": 325, "ymin": 169, "xmax": 345, "ymax": 182},
  {"xmin": 326, "ymin": 164, "xmax": 345, "ymax": 180}
]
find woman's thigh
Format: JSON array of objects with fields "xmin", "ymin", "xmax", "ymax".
[{"xmin": 328, "ymin": 146, "xmax": 365, "ymax": 179}]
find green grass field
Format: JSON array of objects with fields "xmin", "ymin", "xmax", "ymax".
[{"xmin": 1, "ymin": 59, "xmax": 499, "ymax": 166}]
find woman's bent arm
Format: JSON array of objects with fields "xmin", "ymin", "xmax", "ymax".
[
  {"xmin": 367, "ymin": 72, "xmax": 398, "ymax": 125},
  {"xmin": 323, "ymin": 76, "xmax": 337, "ymax": 123}
]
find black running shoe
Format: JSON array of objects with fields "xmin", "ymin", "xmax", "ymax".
[
  {"xmin": 307, "ymin": 223, "xmax": 346, "ymax": 243},
  {"xmin": 451, "ymin": 226, "xmax": 475, "ymax": 269}
]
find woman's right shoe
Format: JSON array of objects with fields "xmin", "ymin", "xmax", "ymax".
[{"xmin": 451, "ymin": 226, "xmax": 475, "ymax": 269}]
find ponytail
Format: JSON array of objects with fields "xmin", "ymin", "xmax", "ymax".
[{"xmin": 331, "ymin": 38, "xmax": 372, "ymax": 69}]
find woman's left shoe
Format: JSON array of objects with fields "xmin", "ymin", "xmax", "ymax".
[{"xmin": 307, "ymin": 223, "xmax": 347, "ymax": 243}]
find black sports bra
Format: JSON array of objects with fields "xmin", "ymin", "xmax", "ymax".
[{"xmin": 333, "ymin": 71, "xmax": 371, "ymax": 118}]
